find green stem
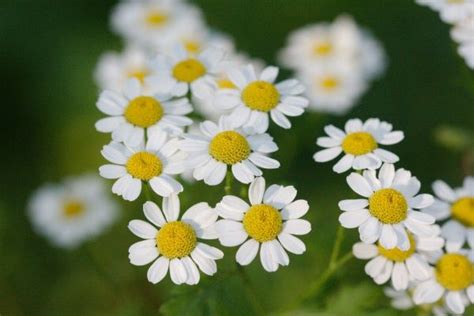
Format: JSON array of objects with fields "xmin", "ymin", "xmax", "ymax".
[
  {"xmin": 329, "ymin": 225, "xmax": 344, "ymax": 269},
  {"xmin": 236, "ymin": 263, "xmax": 266, "ymax": 316},
  {"xmin": 143, "ymin": 182, "xmax": 152, "ymax": 202},
  {"xmin": 224, "ymin": 170, "xmax": 233, "ymax": 195}
]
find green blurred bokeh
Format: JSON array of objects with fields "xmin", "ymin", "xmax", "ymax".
[{"xmin": 1, "ymin": 0, "xmax": 473, "ymax": 315}]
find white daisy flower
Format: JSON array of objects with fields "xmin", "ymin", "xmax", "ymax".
[
  {"xmin": 314, "ymin": 118, "xmax": 404, "ymax": 173},
  {"xmin": 128, "ymin": 195, "xmax": 223, "ymax": 285},
  {"xmin": 215, "ymin": 177, "xmax": 311, "ymax": 272},
  {"xmin": 94, "ymin": 46, "xmax": 152, "ymax": 92},
  {"xmin": 413, "ymin": 249, "xmax": 474, "ymax": 315},
  {"xmin": 438, "ymin": 0, "xmax": 474, "ymax": 24},
  {"xmin": 353, "ymin": 230, "xmax": 444, "ymax": 290},
  {"xmin": 213, "ymin": 64, "xmax": 309, "ymax": 133},
  {"xmin": 99, "ymin": 134, "xmax": 184, "ymax": 201},
  {"xmin": 451, "ymin": 15, "xmax": 474, "ymax": 44},
  {"xmin": 95, "ymin": 78, "xmax": 192, "ymax": 147},
  {"xmin": 28, "ymin": 174, "xmax": 119, "ymax": 249},
  {"xmin": 423, "ymin": 176, "xmax": 474, "ymax": 251},
  {"xmin": 178, "ymin": 117, "xmax": 280, "ymax": 185},
  {"xmin": 278, "ymin": 14, "xmax": 386, "ymax": 81},
  {"xmin": 338, "ymin": 163, "xmax": 436, "ymax": 250},
  {"xmin": 147, "ymin": 44, "xmax": 225, "ymax": 99},
  {"xmin": 383, "ymin": 287, "xmax": 415, "ymax": 311},
  {"xmin": 299, "ymin": 64, "xmax": 367, "ymax": 114},
  {"xmin": 110, "ymin": 0, "xmax": 202, "ymax": 50}
]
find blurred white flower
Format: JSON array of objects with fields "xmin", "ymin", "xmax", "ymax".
[
  {"xmin": 338, "ymin": 163, "xmax": 436, "ymax": 250},
  {"xmin": 215, "ymin": 177, "xmax": 311, "ymax": 272},
  {"xmin": 423, "ymin": 176, "xmax": 474, "ymax": 251},
  {"xmin": 28, "ymin": 174, "xmax": 119, "ymax": 249},
  {"xmin": 128, "ymin": 195, "xmax": 222, "ymax": 285},
  {"xmin": 178, "ymin": 117, "xmax": 280, "ymax": 185},
  {"xmin": 95, "ymin": 78, "xmax": 192, "ymax": 147},
  {"xmin": 314, "ymin": 118, "xmax": 404, "ymax": 173},
  {"xmin": 99, "ymin": 134, "xmax": 184, "ymax": 201}
]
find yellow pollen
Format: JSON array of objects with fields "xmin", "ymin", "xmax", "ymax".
[
  {"xmin": 124, "ymin": 96, "xmax": 163, "ymax": 128},
  {"xmin": 436, "ymin": 254, "xmax": 474, "ymax": 291},
  {"xmin": 313, "ymin": 42, "xmax": 333, "ymax": 56},
  {"xmin": 145, "ymin": 11, "xmax": 168, "ymax": 27},
  {"xmin": 156, "ymin": 221, "xmax": 197, "ymax": 259},
  {"xmin": 243, "ymin": 204, "xmax": 282, "ymax": 242},
  {"xmin": 183, "ymin": 40, "xmax": 201, "ymax": 53},
  {"xmin": 128, "ymin": 69, "xmax": 149, "ymax": 83},
  {"xmin": 209, "ymin": 131, "xmax": 250, "ymax": 165},
  {"xmin": 241, "ymin": 81, "xmax": 280, "ymax": 112},
  {"xmin": 451, "ymin": 197, "xmax": 474, "ymax": 227},
  {"xmin": 172, "ymin": 58, "xmax": 206, "ymax": 83},
  {"xmin": 342, "ymin": 132, "xmax": 378, "ymax": 156},
  {"xmin": 63, "ymin": 200, "xmax": 84, "ymax": 218},
  {"xmin": 378, "ymin": 234, "xmax": 416, "ymax": 261},
  {"xmin": 369, "ymin": 188, "xmax": 408, "ymax": 224},
  {"xmin": 319, "ymin": 76, "xmax": 340, "ymax": 91},
  {"xmin": 217, "ymin": 78, "xmax": 237, "ymax": 89},
  {"xmin": 126, "ymin": 152, "xmax": 162, "ymax": 181}
]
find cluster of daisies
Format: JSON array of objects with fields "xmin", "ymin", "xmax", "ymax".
[
  {"xmin": 94, "ymin": 0, "xmax": 314, "ymax": 286},
  {"xmin": 416, "ymin": 0, "xmax": 474, "ymax": 69},
  {"xmin": 315, "ymin": 118, "xmax": 474, "ymax": 315},
  {"xmin": 278, "ymin": 15, "xmax": 386, "ymax": 115}
]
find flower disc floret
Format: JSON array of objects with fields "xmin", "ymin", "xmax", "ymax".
[
  {"xmin": 124, "ymin": 96, "xmax": 164, "ymax": 128},
  {"xmin": 156, "ymin": 221, "xmax": 197, "ymax": 259},
  {"xmin": 209, "ymin": 131, "xmax": 251, "ymax": 165},
  {"xmin": 369, "ymin": 188, "xmax": 408, "ymax": 224},
  {"xmin": 378, "ymin": 235, "xmax": 416, "ymax": 261},
  {"xmin": 451, "ymin": 197, "xmax": 474, "ymax": 227},
  {"xmin": 243, "ymin": 204, "xmax": 282, "ymax": 242},
  {"xmin": 435, "ymin": 254, "xmax": 474, "ymax": 291},
  {"xmin": 242, "ymin": 81, "xmax": 280, "ymax": 112},
  {"xmin": 342, "ymin": 132, "xmax": 378, "ymax": 156},
  {"xmin": 172, "ymin": 59, "xmax": 206, "ymax": 83},
  {"xmin": 126, "ymin": 152, "xmax": 163, "ymax": 181},
  {"xmin": 63, "ymin": 200, "xmax": 84, "ymax": 218}
]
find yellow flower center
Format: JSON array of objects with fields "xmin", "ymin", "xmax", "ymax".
[
  {"xmin": 318, "ymin": 76, "xmax": 340, "ymax": 91},
  {"xmin": 156, "ymin": 221, "xmax": 197, "ymax": 259},
  {"xmin": 172, "ymin": 58, "xmax": 206, "ymax": 83},
  {"xmin": 369, "ymin": 189, "xmax": 408, "ymax": 224},
  {"xmin": 451, "ymin": 197, "xmax": 474, "ymax": 227},
  {"xmin": 378, "ymin": 234, "xmax": 416, "ymax": 262},
  {"xmin": 128, "ymin": 69, "xmax": 149, "ymax": 83},
  {"xmin": 145, "ymin": 10, "xmax": 168, "ymax": 27},
  {"xmin": 126, "ymin": 152, "xmax": 162, "ymax": 181},
  {"xmin": 63, "ymin": 200, "xmax": 84, "ymax": 218},
  {"xmin": 209, "ymin": 131, "xmax": 250, "ymax": 165},
  {"xmin": 243, "ymin": 204, "xmax": 282, "ymax": 242},
  {"xmin": 183, "ymin": 40, "xmax": 201, "ymax": 53},
  {"xmin": 342, "ymin": 132, "xmax": 378, "ymax": 156},
  {"xmin": 313, "ymin": 42, "xmax": 333, "ymax": 56},
  {"xmin": 124, "ymin": 96, "xmax": 164, "ymax": 128},
  {"xmin": 217, "ymin": 78, "xmax": 237, "ymax": 89},
  {"xmin": 436, "ymin": 254, "xmax": 474, "ymax": 291},
  {"xmin": 241, "ymin": 81, "xmax": 280, "ymax": 112}
]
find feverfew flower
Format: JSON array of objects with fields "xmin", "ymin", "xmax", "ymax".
[
  {"xmin": 178, "ymin": 117, "xmax": 280, "ymax": 185},
  {"xmin": 213, "ymin": 64, "xmax": 308, "ymax": 133},
  {"xmin": 28, "ymin": 174, "xmax": 119, "ymax": 248},
  {"xmin": 99, "ymin": 134, "xmax": 184, "ymax": 201},
  {"xmin": 148, "ymin": 44, "xmax": 225, "ymax": 99},
  {"xmin": 413, "ymin": 249, "xmax": 474, "ymax": 315},
  {"xmin": 128, "ymin": 195, "xmax": 223, "ymax": 285},
  {"xmin": 94, "ymin": 46, "xmax": 152, "ymax": 92},
  {"xmin": 215, "ymin": 177, "xmax": 311, "ymax": 272},
  {"xmin": 314, "ymin": 118, "xmax": 404, "ymax": 173},
  {"xmin": 339, "ymin": 163, "xmax": 436, "ymax": 250},
  {"xmin": 423, "ymin": 176, "xmax": 474, "ymax": 251},
  {"xmin": 95, "ymin": 78, "xmax": 192, "ymax": 147},
  {"xmin": 353, "ymin": 229, "xmax": 444, "ymax": 290},
  {"xmin": 438, "ymin": 0, "xmax": 474, "ymax": 24}
]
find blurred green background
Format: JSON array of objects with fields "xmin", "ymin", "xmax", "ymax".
[{"xmin": 1, "ymin": 0, "xmax": 473, "ymax": 315}]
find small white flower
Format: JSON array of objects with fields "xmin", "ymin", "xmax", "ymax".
[
  {"xmin": 213, "ymin": 64, "xmax": 309, "ymax": 133},
  {"xmin": 439, "ymin": 0, "xmax": 474, "ymax": 24},
  {"xmin": 99, "ymin": 134, "xmax": 184, "ymax": 201},
  {"xmin": 128, "ymin": 195, "xmax": 223, "ymax": 285},
  {"xmin": 423, "ymin": 176, "xmax": 474, "ymax": 252},
  {"xmin": 299, "ymin": 64, "xmax": 367, "ymax": 114},
  {"xmin": 28, "ymin": 174, "xmax": 119, "ymax": 248},
  {"xmin": 383, "ymin": 287, "xmax": 415, "ymax": 311},
  {"xmin": 94, "ymin": 46, "xmax": 152, "ymax": 92},
  {"xmin": 339, "ymin": 163, "xmax": 436, "ymax": 250},
  {"xmin": 95, "ymin": 78, "xmax": 192, "ymax": 147},
  {"xmin": 451, "ymin": 15, "xmax": 474, "ymax": 44},
  {"xmin": 314, "ymin": 118, "xmax": 404, "ymax": 173},
  {"xmin": 148, "ymin": 44, "xmax": 225, "ymax": 99},
  {"xmin": 178, "ymin": 117, "xmax": 280, "ymax": 185},
  {"xmin": 215, "ymin": 177, "xmax": 311, "ymax": 272},
  {"xmin": 353, "ymin": 230, "xmax": 444, "ymax": 290},
  {"xmin": 413, "ymin": 249, "xmax": 474, "ymax": 315}
]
